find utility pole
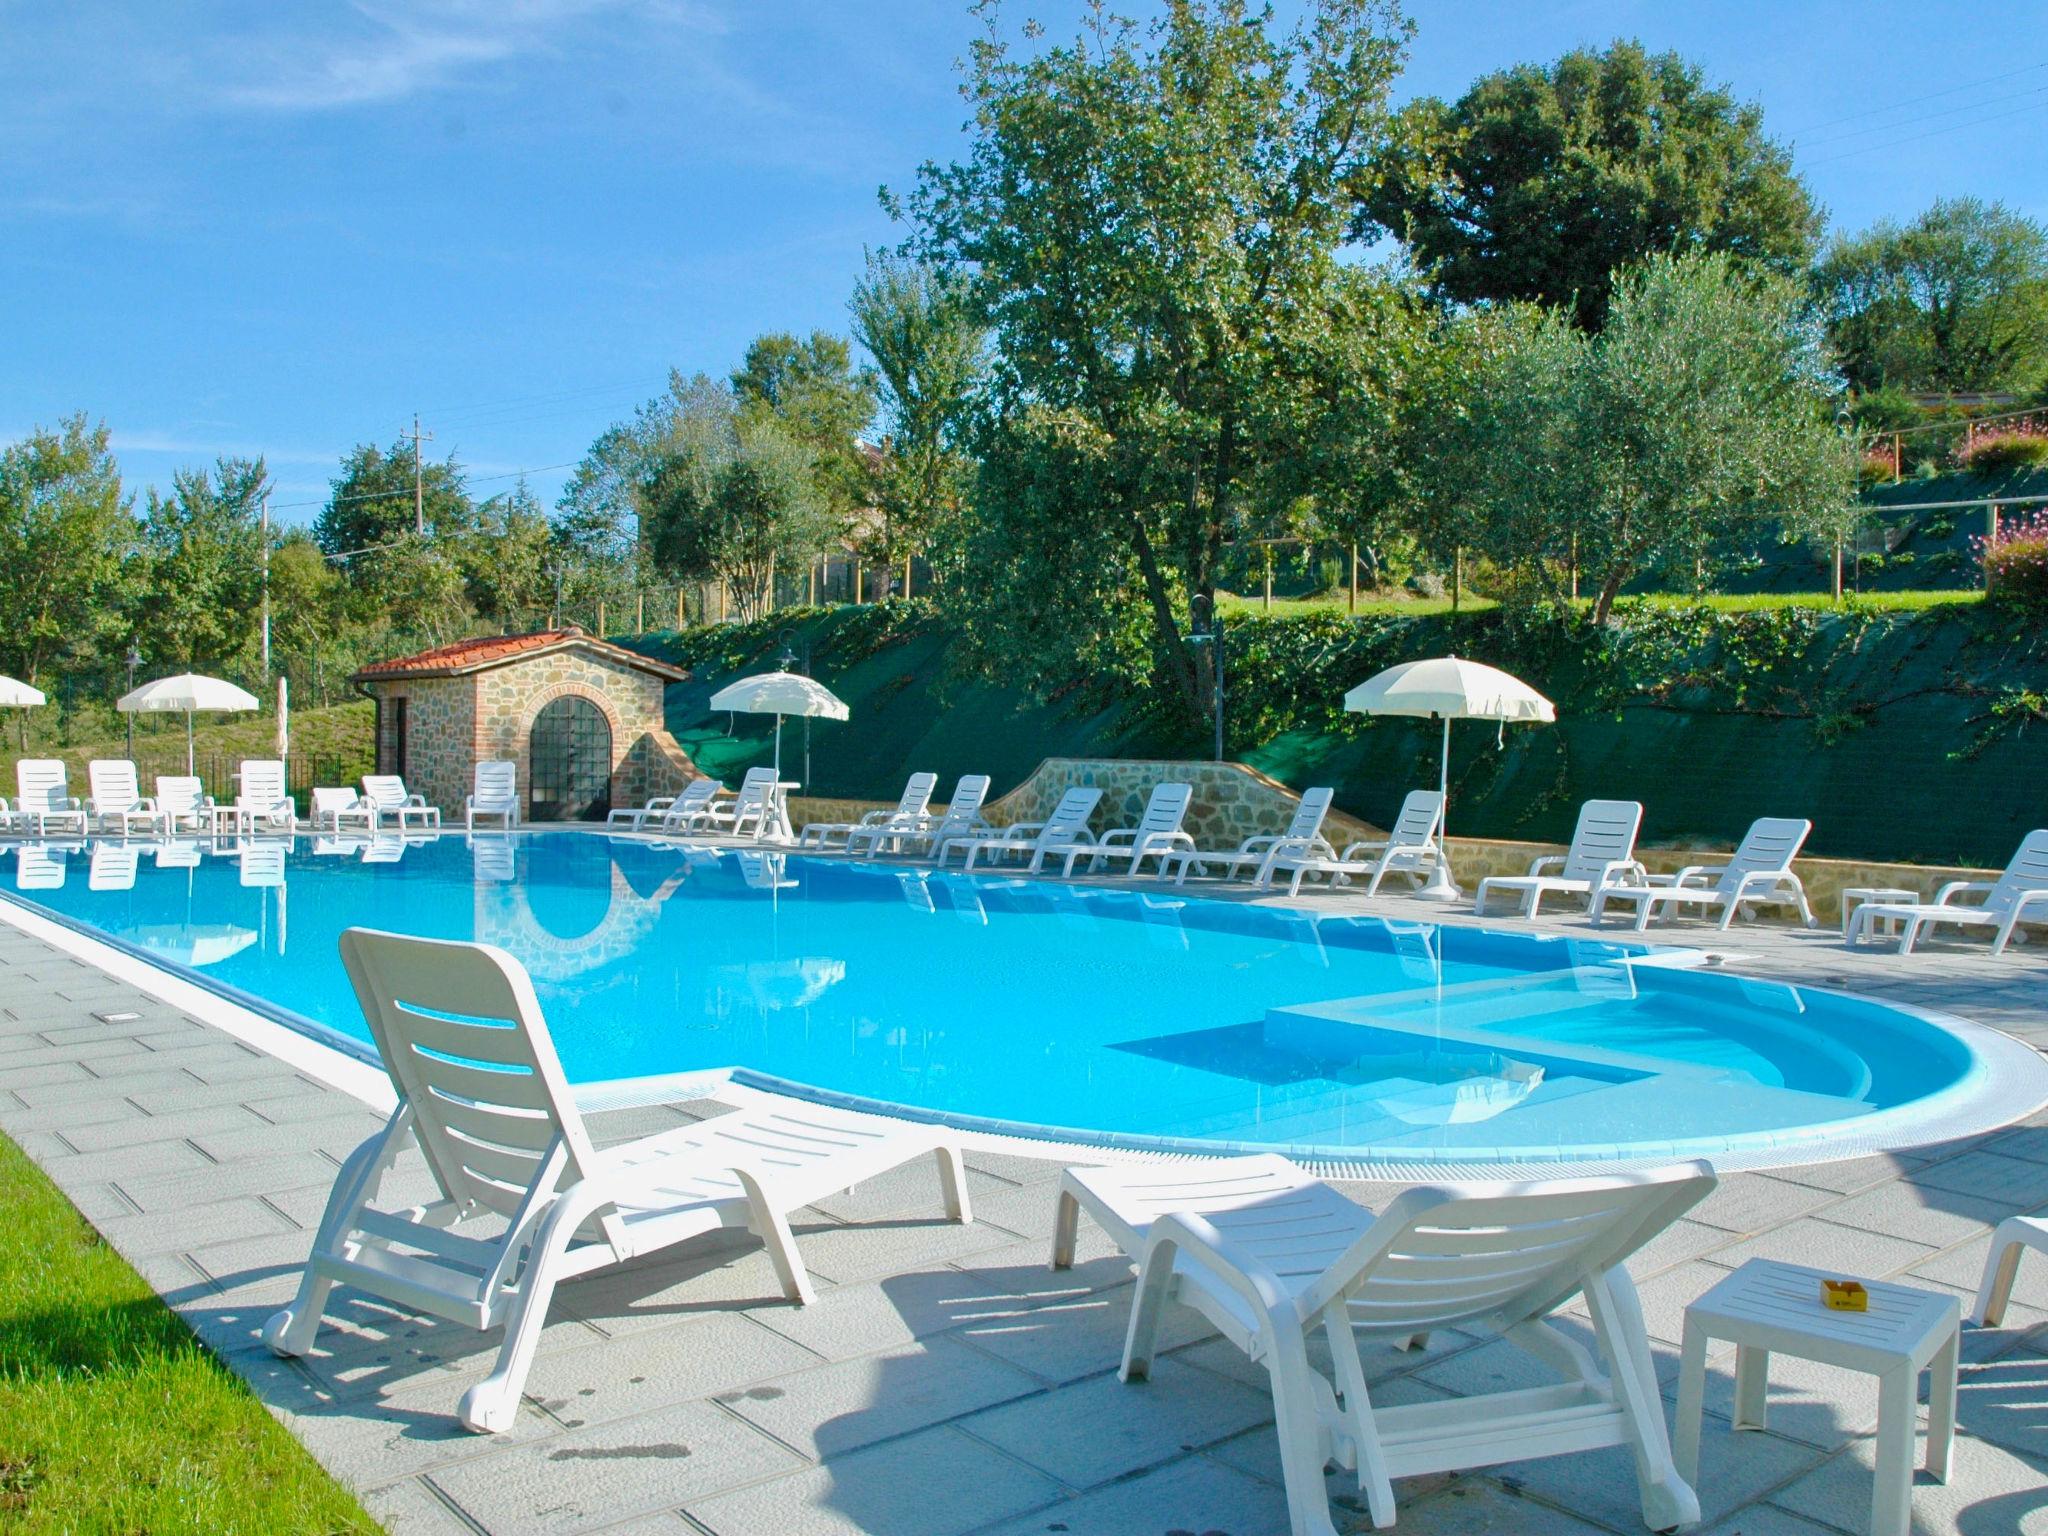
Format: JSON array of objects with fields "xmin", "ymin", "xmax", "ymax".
[
  {"xmin": 402, "ymin": 412, "xmax": 433, "ymax": 535},
  {"xmin": 260, "ymin": 487, "xmax": 272, "ymax": 680}
]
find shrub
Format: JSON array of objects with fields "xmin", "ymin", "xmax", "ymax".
[
  {"xmin": 1978, "ymin": 509, "xmax": 2048, "ymax": 609},
  {"xmin": 1952, "ymin": 425, "xmax": 2048, "ymax": 475},
  {"xmin": 1858, "ymin": 446, "xmax": 1898, "ymax": 484}
]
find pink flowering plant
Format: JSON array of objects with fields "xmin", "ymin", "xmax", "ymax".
[
  {"xmin": 1977, "ymin": 509, "xmax": 2048, "ymax": 609},
  {"xmin": 1952, "ymin": 425, "xmax": 2048, "ymax": 475}
]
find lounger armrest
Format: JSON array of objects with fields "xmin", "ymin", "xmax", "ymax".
[
  {"xmin": 1646, "ymin": 864, "xmax": 1719, "ymax": 889},
  {"xmin": 1095, "ymin": 828, "xmax": 1138, "ymax": 848},
  {"xmin": 1138, "ymin": 1210, "xmax": 1297, "ymax": 1321},
  {"xmin": 1594, "ymin": 859, "xmax": 1648, "ymax": 889},
  {"xmin": 1933, "ymin": 879, "xmax": 1995, "ymax": 906},
  {"xmin": 2009, "ymin": 889, "xmax": 2048, "ymax": 919},
  {"xmin": 1337, "ymin": 838, "xmax": 1387, "ymax": 859},
  {"xmin": 1526, "ymin": 854, "xmax": 1566, "ymax": 878}
]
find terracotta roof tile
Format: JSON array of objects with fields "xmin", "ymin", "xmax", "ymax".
[{"xmin": 352, "ymin": 629, "xmax": 689, "ymax": 684}]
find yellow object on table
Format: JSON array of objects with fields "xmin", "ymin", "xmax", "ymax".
[{"xmin": 1822, "ymin": 1278, "xmax": 1869, "ymax": 1311}]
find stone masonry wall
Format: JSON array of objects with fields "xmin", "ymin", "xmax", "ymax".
[
  {"xmin": 370, "ymin": 676, "xmax": 474, "ymax": 818},
  {"xmin": 472, "ymin": 650, "xmax": 698, "ymax": 821}
]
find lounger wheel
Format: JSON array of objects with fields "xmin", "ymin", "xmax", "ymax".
[{"xmin": 458, "ymin": 1381, "xmax": 521, "ymax": 1435}]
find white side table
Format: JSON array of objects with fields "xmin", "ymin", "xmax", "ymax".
[
  {"xmin": 1675, "ymin": 1259, "xmax": 1958, "ymax": 1536},
  {"xmin": 1842, "ymin": 886, "xmax": 1918, "ymax": 940}
]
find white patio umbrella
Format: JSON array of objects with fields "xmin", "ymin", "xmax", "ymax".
[
  {"xmin": 116, "ymin": 673, "xmax": 260, "ymax": 774},
  {"xmin": 0, "ymin": 675, "xmax": 44, "ymax": 750},
  {"xmin": 1343, "ymin": 655, "xmax": 1556, "ymax": 901},
  {"xmin": 706, "ymin": 671, "xmax": 849, "ymax": 779}
]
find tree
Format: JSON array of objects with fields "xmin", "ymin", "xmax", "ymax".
[
  {"xmin": 731, "ymin": 331, "xmax": 878, "ymax": 523},
  {"xmin": 458, "ymin": 480, "xmax": 557, "ymax": 631},
  {"xmin": 1574, "ymin": 252, "xmax": 1855, "ymax": 621},
  {"xmin": 135, "ymin": 456, "xmax": 267, "ymax": 671},
  {"xmin": 903, "ymin": 0, "xmax": 1410, "ymax": 709},
  {"xmin": 1361, "ymin": 41, "xmax": 1819, "ymax": 330},
  {"xmin": 314, "ymin": 438, "xmax": 475, "ymax": 646},
  {"xmin": 640, "ymin": 411, "xmax": 837, "ymax": 623},
  {"xmin": 0, "ymin": 415, "xmax": 135, "ymax": 686},
  {"xmin": 849, "ymin": 251, "xmax": 986, "ymax": 570},
  {"xmin": 1816, "ymin": 198, "xmax": 2048, "ymax": 397}
]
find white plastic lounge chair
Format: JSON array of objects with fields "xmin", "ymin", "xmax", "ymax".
[
  {"xmin": 678, "ymin": 767, "xmax": 778, "ymax": 839},
  {"xmin": 1268, "ymin": 789, "xmax": 1446, "ymax": 899},
  {"xmin": 13, "ymin": 760, "xmax": 87, "ymax": 837},
  {"xmin": 887, "ymin": 775, "xmax": 993, "ymax": 859},
  {"xmin": 1170, "ymin": 787, "xmax": 1336, "ymax": 886},
  {"xmin": 938, "ymin": 786, "xmax": 1103, "ymax": 873},
  {"xmin": 800, "ymin": 772, "xmax": 938, "ymax": 851},
  {"xmin": 1591, "ymin": 817, "xmax": 1815, "ymax": 932},
  {"xmin": 14, "ymin": 843, "xmax": 68, "ymax": 889},
  {"xmin": 1973, "ymin": 1215, "xmax": 2048, "ymax": 1326},
  {"xmin": 264, "ymin": 929, "xmax": 972, "ymax": 1433},
  {"xmin": 239, "ymin": 840, "xmax": 288, "ymax": 888},
  {"xmin": 641, "ymin": 778, "xmax": 725, "ymax": 834},
  {"xmin": 155, "ymin": 776, "xmax": 212, "ymax": 835},
  {"xmin": 87, "ymin": 759, "xmax": 161, "ymax": 836},
  {"xmin": 466, "ymin": 761, "xmax": 520, "ymax": 832},
  {"xmin": 1049, "ymin": 782, "xmax": 1194, "ymax": 878},
  {"xmin": 1476, "ymin": 800, "xmax": 1647, "ymax": 917},
  {"xmin": 235, "ymin": 760, "xmax": 297, "ymax": 834},
  {"xmin": 1848, "ymin": 829, "xmax": 2048, "ymax": 956},
  {"xmin": 309, "ymin": 787, "xmax": 360, "ymax": 832},
  {"xmin": 359, "ymin": 774, "xmax": 441, "ymax": 833},
  {"xmin": 1053, "ymin": 1154, "xmax": 1715, "ymax": 1536},
  {"xmin": 604, "ymin": 776, "xmax": 714, "ymax": 832}
]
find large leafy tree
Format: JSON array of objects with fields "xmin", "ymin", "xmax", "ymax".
[
  {"xmin": 731, "ymin": 330, "xmax": 877, "ymax": 524},
  {"xmin": 0, "ymin": 415, "xmax": 135, "ymax": 686},
  {"xmin": 313, "ymin": 439, "xmax": 475, "ymax": 645},
  {"xmin": 136, "ymin": 456, "xmax": 268, "ymax": 671},
  {"xmin": 1361, "ymin": 41, "xmax": 1819, "ymax": 330},
  {"xmin": 457, "ymin": 480, "xmax": 557, "ymax": 631},
  {"xmin": 849, "ymin": 251, "xmax": 986, "ymax": 571},
  {"xmin": 903, "ymin": 0, "xmax": 1411, "ymax": 710},
  {"xmin": 1816, "ymin": 198, "xmax": 2048, "ymax": 398}
]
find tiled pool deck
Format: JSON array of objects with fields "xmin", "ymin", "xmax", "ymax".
[{"xmin": 3, "ymin": 870, "xmax": 2047, "ymax": 1535}]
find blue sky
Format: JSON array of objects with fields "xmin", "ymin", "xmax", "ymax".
[{"xmin": 3, "ymin": 0, "xmax": 2043, "ymax": 522}]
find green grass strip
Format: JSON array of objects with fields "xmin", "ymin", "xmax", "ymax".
[{"xmin": 0, "ymin": 1134, "xmax": 378, "ymax": 1535}]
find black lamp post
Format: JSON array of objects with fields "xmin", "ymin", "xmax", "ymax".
[
  {"xmin": 1188, "ymin": 595, "xmax": 1225, "ymax": 763},
  {"xmin": 124, "ymin": 645, "xmax": 143, "ymax": 759}
]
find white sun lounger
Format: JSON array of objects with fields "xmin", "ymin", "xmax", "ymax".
[
  {"xmin": 800, "ymin": 772, "xmax": 937, "ymax": 850},
  {"xmin": 13, "ymin": 760, "xmax": 87, "ymax": 838},
  {"xmin": 1054, "ymin": 1154, "xmax": 1715, "ymax": 1536},
  {"xmin": 675, "ymin": 767, "xmax": 778, "ymax": 839},
  {"xmin": 265, "ymin": 929, "xmax": 973, "ymax": 1433},
  {"xmin": 890, "ymin": 776, "xmax": 994, "ymax": 860},
  {"xmin": 1048, "ymin": 782, "xmax": 1194, "ymax": 878},
  {"xmin": 359, "ymin": 774, "xmax": 441, "ymax": 833},
  {"xmin": 87, "ymin": 759, "xmax": 162, "ymax": 836},
  {"xmin": 235, "ymin": 760, "xmax": 297, "ymax": 834},
  {"xmin": 1974, "ymin": 1216, "xmax": 2048, "ymax": 1326},
  {"xmin": 1848, "ymin": 829, "xmax": 2048, "ymax": 956},
  {"xmin": 309, "ymin": 787, "xmax": 360, "ymax": 832},
  {"xmin": 1169, "ymin": 787, "xmax": 1336, "ymax": 886},
  {"xmin": 605, "ymin": 776, "xmax": 717, "ymax": 833},
  {"xmin": 1268, "ymin": 789, "xmax": 1445, "ymax": 898},
  {"xmin": 937, "ymin": 786, "xmax": 1103, "ymax": 873},
  {"xmin": 89, "ymin": 844, "xmax": 140, "ymax": 890},
  {"xmin": 1476, "ymin": 799, "xmax": 1646, "ymax": 917},
  {"xmin": 154, "ymin": 776, "xmax": 212, "ymax": 835},
  {"xmin": 1591, "ymin": 817, "xmax": 1815, "ymax": 932},
  {"xmin": 466, "ymin": 761, "xmax": 520, "ymax": 831}
]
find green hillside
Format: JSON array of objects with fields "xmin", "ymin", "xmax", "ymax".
[
  {"xmin": 0, "ymin": 702, "xmax": 375, "ymax": 804},
  {"xmin": 627, "ymin": 599, "xmax": 2047, "ymax": 869}
]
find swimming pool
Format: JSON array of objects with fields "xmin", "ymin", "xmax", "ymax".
[{"xmin": 4, "ymin": 832, "xmax": 2042, "ymax": 1170}]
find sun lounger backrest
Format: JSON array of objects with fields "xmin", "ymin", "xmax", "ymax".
[
  {"xmin": 472, "ymin": 760, "xmax": 517, "ymax": 802},
  {"xmin": 1283, "ymin": 787, "xmax": 1334, "ymax": 842},
  {"xmin": 1389, "ymin": 790, "xmax": 1444, "ymax": 847},
  {"xmin": 240, "ymin": 842, "xmax": 288, "ymax": 887},
  {"xmin": 1717, "ymin": 818, "xmax": 1811, "ymax": 895},
  {"xmin": 89, "ymin": 846, "xmax": 139, "ymax": 890},
  {"xmin": 1305, "ymin": 1161, "xmax": 1715, "ymax": 1337},
  {"xmin": 15, "ymin": 760, "xmax": 69, "ymax": 813},
  {"xmin": 156, "ymin": 777, "xmax": 205, "ymax": 816},
  {"xmin": 733, "ymin": 766, "xmax": 779, "ymax": 814},
  {"xmin": 1136, "ymin": 783, "xmax": 1192, "ymax": 833},
  {"xmin": 360, "ymin": 774, "xmax": 407, "ymax": 809},
  {"xmin": 15, "ymin": 845, "xmax": 65, "ymax": 888},
  {"xmin": 1035, "ymin": 787, "xmax": 1103, "ymax": 846},
  {"xmin": 239, "ymin": 761, "xmax": 288, "ymax": 806},
  {"xmin": 341, "ymin": 928, "xmax": 598, "ymax": 1224},
  {"xmin": 1559, "ymin": 800, "xmax": 1643, "ymax": 883},
  {"xmin": 1987, "ymin": 830, "xmax": 2048, "ymax": 913},
  {"xmin": 945, "ymin": 775, "xmax": 992, "ymax": 817},
  {"xmin": 88, "ymin": 759, "xmax": 140, "ymax": 808},
  {"xmin": 893, "ymin": 772, "xmax": 938, "ymax": 818}
]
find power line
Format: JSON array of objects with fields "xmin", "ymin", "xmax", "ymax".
[
  {"xmin": 266, "ymin": 459, "xmax": 582, "ymax": 513},
  {"xmin": 1793, "ymin": 82, "xmax": 2048, "ymax": 151},
  {"xmin": 1784, "ymin": 60, "xmax": 2047, "ymax": 137},
  {"xmin": 1805, "ymin": 96, "xmax": 2048, "ymax": 166}
]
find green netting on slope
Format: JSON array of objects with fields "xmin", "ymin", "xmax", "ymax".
[{"xmin": 620, "ymin": 602, "xmax": 2047, "ymax": 868}]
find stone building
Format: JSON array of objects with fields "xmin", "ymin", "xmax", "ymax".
[{"xmin": 352, "ymin": 629, "xmax": 697, "ymax": 822}]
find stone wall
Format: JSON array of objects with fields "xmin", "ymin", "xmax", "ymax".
[{"xmin": 371, "ymin": 676, "xmax": 473, "ymax": 817}]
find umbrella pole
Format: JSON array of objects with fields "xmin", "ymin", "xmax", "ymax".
[
  {"xmin": 1416, "ymin": 713, "xmax": 1460, "ymax": 902},
  {"xmin": 186, "ymin": 711, "xmax": 195, "ymax": 777}
]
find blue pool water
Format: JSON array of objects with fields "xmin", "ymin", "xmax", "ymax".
[{"xmin": 0, "ymin": 832, "xmax": 2010, "ymax": 1164}]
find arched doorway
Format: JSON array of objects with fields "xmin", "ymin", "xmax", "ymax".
[{"xmin": 528, "ymin": 695, "xmax": 611, "ymax": 821}]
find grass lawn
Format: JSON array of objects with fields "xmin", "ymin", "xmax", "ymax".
[
  {"xmin": 0, "ymin": 1133, "xmax": 377, "ymax": 1534},
  {"xmin": 0, "ymin": 701, "xmax": 375, "ymax": 802},
  {"xmin": 1216, "ymin": 588, "xmax": 1982, "ymax": 619}
]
